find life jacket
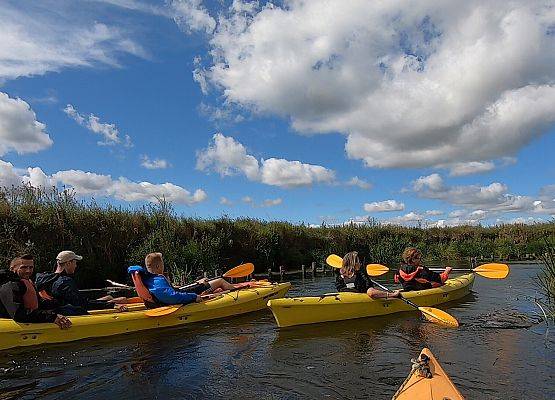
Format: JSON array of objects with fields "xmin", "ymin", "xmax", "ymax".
[
  {"xmin": 130, "ymin": 271, "xmax": 156, "ymax": 304},
  {"xmin": 394, "ymin": 265, "xmax": 443, "ymax": 288},
  {"xmin": 39, "ymin": 290, "xmax": 54, "ymax": 301},
  {"xmin": 21, "ymin": 279, "xmax": 39, "ymax": 311},
  {"xmin": 342, "ymin": 273, "xmax": 356, "ymax": 289}
]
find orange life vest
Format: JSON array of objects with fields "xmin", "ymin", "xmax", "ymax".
[
  {"xmin": 130, "ymin": 271, "xmax": 156, "ymax": 304},
  {"xmin": 395, "ymin": 266, "xmax": 444, "ymax": 288},
  {"xmin": 21, "ymin": 279, "xmax": 39, "ymax": 311}
]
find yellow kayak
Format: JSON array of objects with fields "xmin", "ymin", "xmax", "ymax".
[
  {"xmin": 267, "ymin": 274, "xmax": 473, "ymax": 327},
  {"xmin": 393, "ymin": 347, "xmax": 464, "ymax": 400},
  {"xmin": 0, "ymin": 281, "xmax": 291, "ymax": 351}
]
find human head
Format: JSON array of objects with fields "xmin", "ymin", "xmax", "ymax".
[
  {"xmin": 10, "ymin": 254, "xmax": 34, "ymax": 280},
  {"xmin": 402, "ymin": 247, "xmax": 422, "ymax": 266},
  {"xmin": 56, "ymin": 250, "xmax": 83, "ymax": 274},
  {"xmin": 341, "ymin": 251, "xmax": 360, "ymax": 277},
  {"xmin": 145, "ymin": 252, "xmax": 164, "ymax": 274}
]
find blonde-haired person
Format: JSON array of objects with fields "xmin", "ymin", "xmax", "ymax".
[
  {"xmin": 336, "ymin": 251, "xmax": 401, "ymax": 299},
  {"xmin": 394, "ymin": 247, "xmax": 452, "ymax": 291},
  {"xmin": 127, "ymin": 252, "xmax": 236, "ymax": 307}
]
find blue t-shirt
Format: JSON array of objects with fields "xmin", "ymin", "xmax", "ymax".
[{"xmin": 127, "ymin": 266, "xmax": 197, "ymax": 305}]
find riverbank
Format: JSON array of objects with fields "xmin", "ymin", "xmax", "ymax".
[{"xmin": 2, "ymin": 186, "xmax": 554, "ymax": 289}]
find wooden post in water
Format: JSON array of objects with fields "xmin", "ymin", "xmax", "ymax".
[
  {"xmin": 279, "ymin": 265, "xmax": 284, "ymax": 280},
  {"xmin": 301, "ymin": 264, "xmax": 305, "ymax": 277},
  {"xmin": 311, "ymin": 261, "xmax": 316, "ymax": 277},
  {"xmin": 267, "ymin": 267, "xmax": 272, "ymax": 279}
]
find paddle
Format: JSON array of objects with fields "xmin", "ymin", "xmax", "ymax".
[
  {"xmin": 145, "ymin": 263, "xmax": 255, "ymax": 317},
  {"xmin": 366, "ymin": 273, "xmax": 459, "ymax": 328},
  {"xmin": 178, "ymin": 262, "xmax": 255, "ymax": 290},
  {"xmin": 325, "ymin": 254, "xmax": 459, "ymax": 328},
  {"xmin": 365, "ymin": 263, "xmax": 510, "ymax": 279},
  {"xmin": 326, "ymin": 254, "xmax": 388, "ymax": 273}
]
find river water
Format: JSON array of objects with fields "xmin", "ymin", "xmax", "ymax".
[{"xmin": 0, "ymin": 263, "xmax": 553, "ymax": 399}]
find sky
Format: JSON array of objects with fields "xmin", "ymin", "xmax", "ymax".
[{"xmin": 1, "ymin": 0, "xmax": 554, "ymax": 227}]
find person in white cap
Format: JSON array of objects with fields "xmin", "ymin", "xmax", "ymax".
[{"xmin": 35, "ymin": 251, "xmax": 127, "ymax": 315}]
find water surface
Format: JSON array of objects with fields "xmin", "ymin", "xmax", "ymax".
[{"xmin": 1, "ymin": 264, "xmax": 553, "ymax": 399}]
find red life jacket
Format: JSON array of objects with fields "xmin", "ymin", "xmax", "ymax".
[
  {"xmin": 395, "ymin": 266, "xmax": 443, "ymax": 288},
  {"xmin": 21, "ymin": 279, "xmax": 39, "ymax": 311},
  {"xmin": 130, "ymin": 271, "xmax": 156, "ymax": 303}
]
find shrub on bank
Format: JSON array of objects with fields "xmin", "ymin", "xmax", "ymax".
[{"xmin": 0, "ymin": 186, "xmax": 554, "ymax": 290}]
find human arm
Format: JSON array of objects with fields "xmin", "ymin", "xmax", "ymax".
[
  {"xmin": 53, "ymin": 277, "xmax": 113, "ymax": 310},
  {"xmin": 421, "ymin": 266, "xmax": 450, "ymax": 284},
  {"xmin": 0, "ymin": 282, "xmax": 59, "ymax": 323},
  {"xmin": 149, "ymin": 276, "xmax": 199, "ymax": 305},
  {"xmin": 366, "ymin": 287, "xmax": 402, "ymax": 299}
]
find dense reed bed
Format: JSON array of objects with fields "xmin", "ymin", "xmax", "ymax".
[{"xmin": 1, "ymin": 186, "xmax": 553, "ymax": 300}]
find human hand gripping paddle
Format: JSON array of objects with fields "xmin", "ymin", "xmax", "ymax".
[
  {"xmin": 144, "ymin": 263, "xmax": 255, "ymax": 317},
  {"xmin": 325, "ymin": 254, "xmax": 459, "ymax": 328}
]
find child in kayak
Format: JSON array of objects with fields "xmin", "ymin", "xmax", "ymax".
[
  {"xmin": 336, "ymin": 251, "xmax": 401, "ymax": 299},
  {"xmin": 128, "ymin": 252, "xmax": 237, "ymax": 307},
  {"xmin": 394, "ymin": 247, "xmax": 452, "ymax": 291}
]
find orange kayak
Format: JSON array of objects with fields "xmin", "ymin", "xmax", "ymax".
[{"xmin": 393, "ymin": 348, "xmax": 464, "ymax": 400}]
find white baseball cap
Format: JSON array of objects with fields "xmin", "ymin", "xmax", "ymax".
[{"xmin": 56, "ymin": 250, "xmax": 83, "ymax": 263}]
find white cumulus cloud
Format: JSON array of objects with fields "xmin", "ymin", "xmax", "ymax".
[
  {"xmin": 364, "ymin": 200, "xmax": 405, "ymax": 213},
  {"xmin": 0, "ymin": 160, "xmax": 206, "ymax": 206},
  {"xmin": 141, "ymin": 155, "xmax": 170, "ymax": 169},
  {"xmin": 196, "ymin": 133, "xmax": 335, "ymax": 188},
  {"xmin": 0, "ymin": 92, "xmax": 53, "ymax": 156},
  {"xmin": 199, "ymin": 1, "xmax": 555, "ymax": 169},
  {"xmin": 448, "ymin": 161, "xmax": 495, "ymax": 177},
  {"xmin": 346, "ymin": 176, "xmax": 372, "ymax": 190},
  {"xmin": 169, "ymin": 0, "xmax": 216, "ymax": 34}
]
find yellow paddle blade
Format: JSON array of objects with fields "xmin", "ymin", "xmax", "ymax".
[
  {"xmin": 223, "ymin": 262, "xmax": 255, "ymax": 278},
  {"xmin": 366, "ymin": 264, "xmax": 390, "ymax": 276},
  {"xmin": 419, "ymin": 306, "xmax": 459, "ymax": 328},
  {"xmin": 326, "ymin": 254, "xmax": 343, "ymax": 268},
  {"xmin": 144, "ymin": 305, "xmax": 181, "ymax": 317},
  {"xmin": 473, "ymin": 263, "xmax": 509, "ymax": 279}
]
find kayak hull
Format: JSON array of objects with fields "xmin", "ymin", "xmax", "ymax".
[
  {"xmin": 0, "ymin": 282, "xmax": 291, "ymax": 351},
  {"xmin": 393, "ymin": 347, "xmax": 464, "ymax": 400},
  {"xmin": 267, "ymin": 274, "xmax": 474, "ymax": 328}
]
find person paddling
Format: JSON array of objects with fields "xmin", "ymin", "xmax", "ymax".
[
  {"xmin": 0, "ymin": 255, "xmax": 71, "ymax": 329},
  {"xmin": 336, "ymin": 251, "xmax": 401, "ymax": 299},
  {"xmin": 35, "ymin": 251, "xmax": 126, "ymax": 315},
  {"xmin": 395, "ymin": 247, "xmax": 452, "ymax": 291},
  {"xmin": 128, "ymin": 252, "xmax": 237, "ymax": 307}
]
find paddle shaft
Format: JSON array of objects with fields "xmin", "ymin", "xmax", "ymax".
[
  {"xmin": 179, "ymin": 276, "xmax": 224, "ymax": 290},
  {"xmin": 369, "ymin": 279, "xmax": 420, "ymax": 309}
]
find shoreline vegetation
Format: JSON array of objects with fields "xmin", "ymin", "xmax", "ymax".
[{"xmin": 1, "ymin": 186, "xmax": 554, "ymax": 306}]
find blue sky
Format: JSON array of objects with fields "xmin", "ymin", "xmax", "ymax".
[{"xmin": 1, "ymin": 0, "xmax": 554, "ymax": 226}]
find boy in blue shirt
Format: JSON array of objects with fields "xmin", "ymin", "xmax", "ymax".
[{"xmin": 128, "ymin": 252, "xmax": 235, "ymax": 306}]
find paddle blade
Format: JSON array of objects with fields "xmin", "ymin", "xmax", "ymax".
[
  {"xmin": 473, "ymin": 263, "xmax": 509, "ymax": 279},
  {"xmin": 419, "ymin": 307, "xmax": 459, "ymax": 328},
  {"xmin": 326, "ymin": 254, "xmax": 343, "ymax": 268},
  {"xmin": 144, "ymin": 305, "xmax": 181, "ymax": 317},
  {"xmin": 366, "ymin": 264, "xmax": 389, "ymax": 276},
  {"xmin": 223, "ymin": 262, "xmax": 255, "ymax": 278}
]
